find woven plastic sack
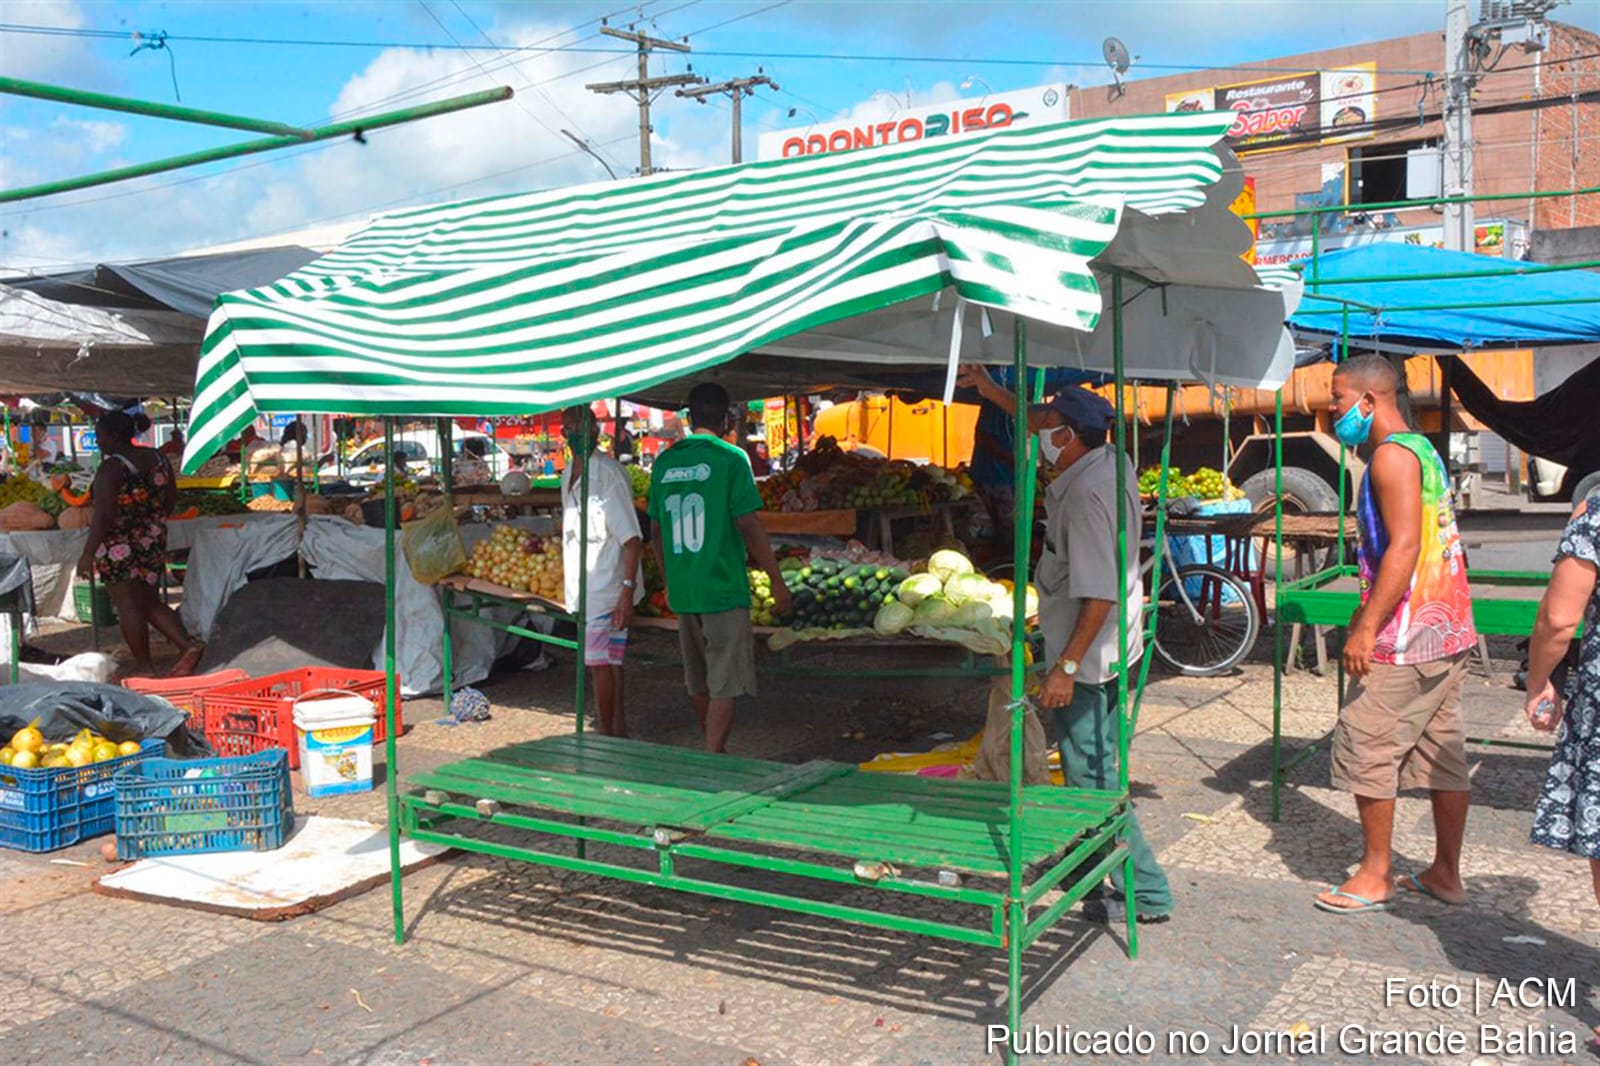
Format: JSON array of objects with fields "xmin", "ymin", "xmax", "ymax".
[{"xmin": 400, "ymin": 504, "xmax": 467, "ymax": 585}]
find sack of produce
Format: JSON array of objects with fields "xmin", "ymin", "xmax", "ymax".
[{"xmin": 400, "ymin": 503, "xmax": 467, "ymax": 585}]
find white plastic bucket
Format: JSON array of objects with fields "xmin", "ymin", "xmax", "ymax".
[{"xmin": 291, "ymin": 690, "xmax": 376, "ymax": 797}]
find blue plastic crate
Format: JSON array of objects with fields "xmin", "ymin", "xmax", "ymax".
[
  {"xmin": 0, "ymin": 739, "xmax": 163, "ymax": 853},
  {"xmin": 114, "ymin": 749, "xmax": 293, "ymax": 860}
]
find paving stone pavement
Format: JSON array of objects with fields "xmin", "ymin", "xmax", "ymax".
[{"xmin": 3, "ymin": 626, "xmax": 1596, "ymax": 1065}]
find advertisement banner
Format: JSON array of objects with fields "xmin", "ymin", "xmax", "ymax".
[
  {"xmin": 1215, "ymin": 71, "xmax": 1320, "ymax": 154},
  {"xmin": 1253, "ymin": 217, "xmax": 1521, "ymax": 266},
  {"xmin": 1230, "ymin": 176, "xmax": 1258, "ymax": 265},
  {"xmin": 1320, "ymin": 63, "xmax": 1377, "ymax": 143},
  {"xmin": 1165, "ymin": 88, "xmax": 1214, "ymax": 114},
  {"xmin": 757, "ymin": 83, "xmax": 1070, "ymax": 161}
]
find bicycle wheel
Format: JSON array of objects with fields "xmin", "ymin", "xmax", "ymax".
[{"xmin": 1151, "ymin": 564, "xmax": 1260, "ymax": 676}]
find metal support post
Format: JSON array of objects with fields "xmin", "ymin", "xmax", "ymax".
[
  {"xmin": 383, "ymin": 418, "xmax": 405, "ymax": 943},
  {"xmin": 1111, "ymin": 276, "xmax": 1137, "ymax": 953}
]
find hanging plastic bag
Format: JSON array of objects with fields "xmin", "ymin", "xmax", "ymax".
[{"xmin": 400, "ymin": 503, "xmax": 466, "ymax": 585}]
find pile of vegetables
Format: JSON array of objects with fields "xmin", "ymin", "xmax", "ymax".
[
  {"xmin": 758, "ymin": 437, "xmax": 973, "ymax": 513},
  {"xmin": 1136, "ymin": 465, "xmax": 1242, "ymax": 502},
  {"xmin": 0, "ymin": 474, "xmax": 65, "ymax": 517},
  {"xmin": 464, "ymin": 523, "xmax": 563, "ymax": 600},
  {"xmin": 872, "ymin": 549, "xmax": 1038, "ymax": 653},
  {"xmin": 174, "ymin": 489, "xmax": 250, "ymax": 517},
  {"xmin": 779, "ymin": 556, "xmax": 910, "ymax": 630}
]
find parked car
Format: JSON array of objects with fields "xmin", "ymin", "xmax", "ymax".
[{"xmin": 320, "ymin": 430, "xmax": 510, "ymax": 485}]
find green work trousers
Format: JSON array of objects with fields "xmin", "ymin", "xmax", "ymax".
[{"xmin": 1051, "ymin": 675, "xmax": 1174, "ymax": 915}]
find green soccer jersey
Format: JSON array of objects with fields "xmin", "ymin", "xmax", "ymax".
[{"xmin": 648, "ymin": 433, "xmax": 762, "ymax": 615}]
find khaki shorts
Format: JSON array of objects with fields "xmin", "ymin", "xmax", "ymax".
[
  {"xmin": 678, "ymin": 608, "xmax": 757, "ymax": 700},
  {"xmin": 1331, "ymin": 652, "xmax": 1471, "ymax": 799}
]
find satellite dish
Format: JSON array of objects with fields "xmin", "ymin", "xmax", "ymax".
[
  {"xmin": 1103, "ymin": 36, "xmax": 1134, "ymax": 101},
  {"xmin": 1103, "ymin": 37, "xmax": 1132, "ymax": 74}
]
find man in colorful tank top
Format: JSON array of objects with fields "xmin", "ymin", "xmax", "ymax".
[{"xmin": 1316, "ymin": 355, "xmax": 1477, "ymax": 915}]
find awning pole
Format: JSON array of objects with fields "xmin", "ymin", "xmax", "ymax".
[
  {"xmin": 1112, "ymin": 275, "xmax": 1138, "ymax": 950},
  {"xmin": 1270, "ymin": 389, "xmax": 1286, "ymax": 823},
  {"xmin": 1131, "ymin": 382, "xmax": 1178, "ymax": 730},
  {"xmin": 1004, "ymin": 314, "xmax": 1034, "ymax": 1062},
  {"xmin": 383, "ymin": 416, "xmax": 405, "ymax": 944}
]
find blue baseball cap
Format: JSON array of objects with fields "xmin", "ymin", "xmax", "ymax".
[{"xmin": 1029, "ymin": 387, "xmax": 1116, "ymax": 431}]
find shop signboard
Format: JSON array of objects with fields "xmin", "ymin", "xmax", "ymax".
[
  {"xmin": 757, "ymin": 83, "xmax": 1070, "ymax": 161},
  {"xmin": 1320, "ymin": 63, "xmax": 1377, "ymax": 143},
  {"xmin": 1215, "ymin": 71, "xmax": 1321, "ymax": 154},
  {"xmin": 1253, "ymin": 217, "xmax": 1522, "ymax": 266}
]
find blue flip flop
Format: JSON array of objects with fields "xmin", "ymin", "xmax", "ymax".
[
  {"xmin": 1399, "ymin": 872, "xmax": 1464, "ymax": 905},
  {"xmin": 1314, "ymin": 888, "xmax": 1392, "ymax": 914}
]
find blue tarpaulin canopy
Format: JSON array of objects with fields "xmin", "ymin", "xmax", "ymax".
[{"xmin": 1289, "ymin": 244, "xmax": 1600, "ymax": 352}]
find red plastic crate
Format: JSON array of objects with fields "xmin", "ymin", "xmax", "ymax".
[
  {"xmin": 200, "ymin": 668, "xmax": 403, "ymax": 771},
  {"xmin": 124, "ymin": 670, "xmax": 250, "ymax": 735}
]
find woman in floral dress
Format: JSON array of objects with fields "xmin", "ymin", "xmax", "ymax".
[
  {"xmin": 1525, "ymin": 491, "xmax": 1600, "ymax": 1032},
  {"xmin": 74, "ymin": 410, "xmax": 204, "ymax": 678}
]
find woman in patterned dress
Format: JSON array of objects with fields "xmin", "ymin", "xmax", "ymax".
[
  {"xmin": 1526, "ymin": 491, "xmax": 1599, "ymax": 1044},
  {"xmin": 73, "ymin": 410, "xmax": 204, "ymax": 678}
]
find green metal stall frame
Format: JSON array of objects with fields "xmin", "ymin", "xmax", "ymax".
[
  {"xmin": 377, "ymin": 281, "xmax": 1183, "ymax": 1059},
  {"xmin": 1256, "ymin": 186, "xmax": 1599, "ymax": 821}
]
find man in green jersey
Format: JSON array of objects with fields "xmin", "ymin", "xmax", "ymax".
[{"xmin": 649, "ymin": 383, "xmax": 791, "ymax": 751}]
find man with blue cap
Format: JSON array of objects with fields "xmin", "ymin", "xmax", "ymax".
[{"xmin": 1029, "ymin": 384, "xmax": 1174, "ymax": 924}]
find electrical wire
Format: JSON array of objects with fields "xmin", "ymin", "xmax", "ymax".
[{"xmin": 9, "ymin": 19, "xmax": 1590, "ymax": 79}]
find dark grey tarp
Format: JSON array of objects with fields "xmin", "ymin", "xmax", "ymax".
[
  {"xmin": 0, "ymin": 246, "xmax": 319, "ymax": 395},
  {"xmin": 2, "ymin": 247, "xmax": 320, "ymax": 318}
]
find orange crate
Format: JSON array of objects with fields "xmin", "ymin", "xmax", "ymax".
[
  {"xmin": 124, "ymin": 670, "xmax": 251, "ymax": 734},
  {"xmin": 200, "ymin": 668, "xmax": 402, "ymax": 771}
]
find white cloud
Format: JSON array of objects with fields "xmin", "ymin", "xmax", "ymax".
[
  {"xmin": 53, "ymin": 116, "xmax": 126, "ymax": 154},
  {"xmin": 0, "ymin": 0, "xmax": 118, "ymax": 86},
  {"xmin": 0, "ymin": 19, "xmax": 668, "ymax": 270}
]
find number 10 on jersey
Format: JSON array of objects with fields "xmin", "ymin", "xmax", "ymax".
[{"xmin": 663, "ymin": 493, "xmax": 706, "ymax": 553}]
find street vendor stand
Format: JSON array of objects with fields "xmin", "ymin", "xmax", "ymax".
[
  {"xmin": 1261, "ymin": 222, "xmax": 1600, "ymax": 821},
  {"xmin": 178, "ymin": 112, "xmax": 1299, "ymax": 1057}
]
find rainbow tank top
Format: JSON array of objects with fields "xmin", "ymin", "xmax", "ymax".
[{"xmin": 1355, "ymin": 433, "xmax": 1477, "ymax": 665}]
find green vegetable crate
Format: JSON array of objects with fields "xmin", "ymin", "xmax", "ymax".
[{"xmin": 74, "ymin": 582, "xmax": 117, "ymax": 626}]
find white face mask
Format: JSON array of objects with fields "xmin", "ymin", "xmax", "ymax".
[{"xmin": 1037, "ymin": 425, "xmax": 1071, "ymax": 465}]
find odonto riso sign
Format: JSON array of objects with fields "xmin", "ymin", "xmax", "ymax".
[{"xmin": 757, "ymin": 84, "xmax": 1071, "ymax": 161}]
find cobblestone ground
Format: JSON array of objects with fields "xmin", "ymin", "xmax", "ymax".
[{"xmin": 3, "ymin": 625, "xmax": 1596, "ymax": 1065}]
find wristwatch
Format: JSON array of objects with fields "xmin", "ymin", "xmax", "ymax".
[
  {"xmin": 1055, "ymin": 658, "xmax": 1079, "ymax": 677},
  {"xmin": 621, "ymin": 578, "xmax": 636, "ymax": 589}
]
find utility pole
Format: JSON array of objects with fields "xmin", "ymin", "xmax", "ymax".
[
  {"xmin": 677, "ymin": 71, "xmax": 778, "ymax": 164},
  {"xmin": 1441, "ymin": 0, "xmax": 1476, "ymax": 252},
  {"xmin": 585, "ymin": 23, "xmax": 704, "ymax": 176}
]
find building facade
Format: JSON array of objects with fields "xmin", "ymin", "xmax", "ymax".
[{"xmin": 1072, "ymin": 21, "xmax": 1599, "ymax": 264}]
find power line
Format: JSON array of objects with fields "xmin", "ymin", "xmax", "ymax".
[{"xmin": 0, "ymin": 21, "xmax": 1561, "ymax": 77}]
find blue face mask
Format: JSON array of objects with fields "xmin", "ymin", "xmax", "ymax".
[{"xmin": 1333, "ymin": 399, "xmax": 1374, "ymax": 447}]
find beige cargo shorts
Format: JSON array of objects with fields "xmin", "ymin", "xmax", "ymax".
[{"xmin": 1330, "ymin": 651, "xmax": 1471, "ymax": 799}]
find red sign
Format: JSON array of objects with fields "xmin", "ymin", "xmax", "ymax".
[{"xmin": 1215, "ymin": 73, "xmax": 1320, "ymax": 154}]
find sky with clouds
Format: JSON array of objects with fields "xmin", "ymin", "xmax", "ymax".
[{"xmin": 2, "ymin": 0, "xmax": 1595, "ymax": 272}]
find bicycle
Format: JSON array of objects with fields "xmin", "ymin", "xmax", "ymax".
[{"xmin": 984, "ymin": 517, "xmax": 1260, "ymax": 677}]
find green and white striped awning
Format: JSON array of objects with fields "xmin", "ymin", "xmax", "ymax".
[{"xmin": 183, "ymin": 111, "xmax": 1290, "ymax": 473}]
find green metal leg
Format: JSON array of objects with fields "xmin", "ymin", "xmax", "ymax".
[
  {"xmin": 1270, "ymin": 388, "xmax": 1286, "ymax": 823},
  {"xmin": 383, "ymin": 417, "xmax": 405, "ymax": 944},
  {"xmin": 1123, "ymin": 845, "xmax": 1139, "ymax": 958},
  {"xmin": 9, "ymin": 608, "xmax": 19, "ymax": 684},
  {"xmin": 1006, "ymin": 899, "xmax": 1023, "ymax": 1063},
  {"xmin": 440, "ymin": 586, "xmax": 455, "ymax": 718}
]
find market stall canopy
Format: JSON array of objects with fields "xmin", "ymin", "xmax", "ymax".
[
  {"xmin": 181, "ymin": 112, "xmax": 1303, "ymax": 473},
  {"xmin": 1289, "ymin": 244, "xmax": 1600, "ymax": 353},
  {"xmin": 0, "ymin": 246, "xmax": 319, "ymax": 395}
]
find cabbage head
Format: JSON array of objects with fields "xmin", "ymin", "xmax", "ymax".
[
  {"xmin": 874, "ymin": 600, "xmax": 914, "ymax": 636},
  {"xmin": 897, "ymin": 572, "xmax": 944, "ymax": 606},
  {"xmin": 926, "ymin": 549, "xmax": 975, "ymax": 583},
  {"xmin": 943, "ymin": 572, "xmax": 996, "ymax": 606},
  {"xmin": 912, "ymin": 596, "xmax": 957, "ymax": 625}
]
